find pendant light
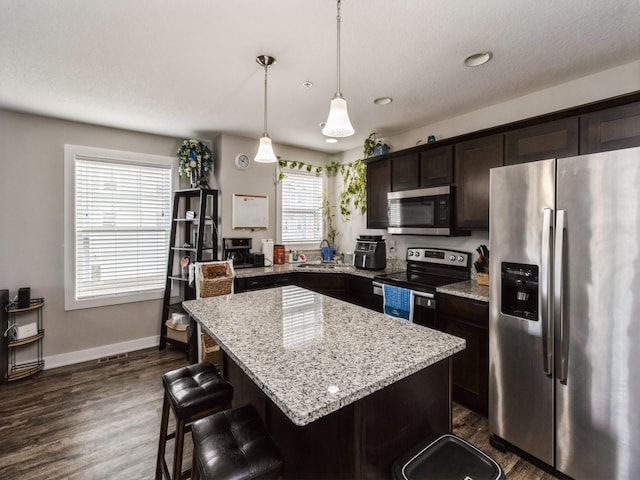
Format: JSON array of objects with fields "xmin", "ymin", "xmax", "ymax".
[
  {"xmin": 255, "ymin": 55, "xmax": 277, "ymax": 163},
  {"xmin": 322, "ymin": 0, "xmax": 354, "ymax": 138}
]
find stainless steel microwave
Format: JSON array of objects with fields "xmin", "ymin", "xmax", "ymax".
[{"xmin": 387, "ymin": 186, "xmax": 464, "ymax": 236}]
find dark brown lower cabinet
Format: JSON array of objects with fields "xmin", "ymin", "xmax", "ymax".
[
  {"xmin": 296, "ymin": 273, "xmax": 349, "ymax": 301},
  {"xmin": 347, "ymin": 275, "xmax": 382, "ymax": 312},
  {"xmin": 437, "ymin": 293, "xmax": 489, "ymax": 416},
  {"xmin": 235, "ymin": 273, "xmax": 295, "ymax": 292},
  {"xmin": 236, "ymin": 273, "xmax": 381, "ymax": 311}
]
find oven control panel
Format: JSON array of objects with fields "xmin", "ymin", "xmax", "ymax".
[{"xmin": 406, "ymin": 248, "xmax": 470, "ymax": 267}]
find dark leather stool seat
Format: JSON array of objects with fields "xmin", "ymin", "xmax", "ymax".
[
  {"xmin": 156, "ymin": 362, "xmax": 233, "ymax": 480},
  {"xmin": 191, "ymin": 404, "xmax": 284, "ymax": 480}
]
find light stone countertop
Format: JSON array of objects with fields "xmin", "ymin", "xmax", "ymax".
[
  {"xmin": 183, "ymin": 285, "xmax": 465, "ymax": 426},
  {"xmin": 437, "ymin": 280, "xmax": 490, "ymax": 302},
  {"xmin": 232, "ymin": 261, "xmax": 405, "ymax": 279}
]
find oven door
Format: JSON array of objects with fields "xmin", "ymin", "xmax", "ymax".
[
  {"xmin": 372, "ymin": 281, "xmax": 437, "ymax": 329},
  {"xmin": 387, "ymin": 186, "xmax": 452, "ymax": 235}
]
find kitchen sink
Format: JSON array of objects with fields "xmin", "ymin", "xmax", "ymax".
[{"xmin": 296, "ymin": 262, "xmax": 352, "ymax": 270}]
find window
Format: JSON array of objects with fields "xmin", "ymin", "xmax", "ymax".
[
  {"xmin": 279, "ymin": 170, "xmax": 324, "ymax": 244},
  {"xmin": 64, "ymin": 145, "xmax": 174, "ymax": 310}
]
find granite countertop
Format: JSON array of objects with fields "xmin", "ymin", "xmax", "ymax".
[
  {"xmin": 437, "ymin": 280, "xmax": 489, "ymax": 302},
  {"xmin": 233, "ymin": 261, "xmax": 405, "ymax": 279},
  {"xmin": 183, "ymin": 286, "xmax": 465, "ymax": 426}
]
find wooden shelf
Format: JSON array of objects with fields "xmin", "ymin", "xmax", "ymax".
[
  {"xmin": 8, "ymin": 330, "xmax": 44, "ymax": 348},
  {"xmin": 5, "ymin": 297, "xmax": 45, "ymax": 383},
  {"xmin": 168, "ymin": 275, "xmax": 190, "ymax": 282},
  {"xmin": 8, "ymin": 361, "xmax": 45, "ymax": 381},
  {"xmin": 6, "ymin": 298, "xmax": 44, "ymax": 313}
]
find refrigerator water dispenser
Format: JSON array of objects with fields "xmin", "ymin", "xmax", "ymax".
[{"xmin": 501, "ymin": 262, "xmax": 539, "ymax": 321}]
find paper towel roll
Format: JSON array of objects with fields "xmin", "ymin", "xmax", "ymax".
[{"xmin": 261, "ymin": 239, "xmax": 274, "ymax": 265}]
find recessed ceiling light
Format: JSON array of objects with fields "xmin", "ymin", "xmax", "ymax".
[
  {"xmin": 464, "ymin": 51, "xmax": 493, "ymax": 67},
  {"xmin": 302, "ymin": 81, "xmax": 313, "ymax": 89},
  {"xmin": 325, "ymin": 138, "xmax": 338, "ymax": 144},
  {"xmin": 373, "ymin": 97, "xmax": 393, "ymax": 105}
]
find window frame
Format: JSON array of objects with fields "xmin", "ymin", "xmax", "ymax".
[
  {"xmin": 63, "ymin": 144, "xmax": 176, "ymax": 311},
  {"xmin": 276, "ymin": 168, "xmax": 326, "ymax": 251}
]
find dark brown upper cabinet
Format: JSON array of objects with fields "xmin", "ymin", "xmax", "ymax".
[
  {"xmin": 505, "ymin": 117, "xmax": 579, "ymax": 165},
  {"xmin": 390, "ymin": 146, "xmax": 453, "ymax": 191},
  {"xmin": 580, "ymin": 102, "xmax": 640, "ymax": 154},
  {"xmin": 390, "ymin": 153, "xmax": 420, "ymax": 191},
  {"xmin": 454, "ymin": 134, "xmax": 504, "ymax": 230},
  {"xmin": 420, "ymin": 145, "xmax": 453, "ymax": 186},
  {"xmin": 366, "ymin": 158, "xmax": 391, "ymax": 229}
]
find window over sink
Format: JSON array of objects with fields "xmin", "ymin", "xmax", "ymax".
[{"xmin": 277, "ymin": 169, "xmax": 324, "ymax": 246}]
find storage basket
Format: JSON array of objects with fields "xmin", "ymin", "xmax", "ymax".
[
  {"xmin": 200, "ymin": 277, "xmax": 233, "ymax": 297},
  {"xmin": 197, "ymin": 261, "xmax": 234, "ymax": 298},
  {"xmin": 165, "ymin": 320, "xmax": 189, "ymax": 343},
  {"xmin": 201, "ymin": 332, "xmax": 221, "ymax": 366}
]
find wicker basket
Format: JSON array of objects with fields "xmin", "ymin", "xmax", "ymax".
[
  {"xmin": 200, "ymin": 277, "xmax": 233, "ymax": 297},
  {"xmin": 201, "ymin": 332, "xmax": 221, "ymax": 366},
  {"xmin": 198, "ymin": 261, "xmax": 234, "ymax": 298}
]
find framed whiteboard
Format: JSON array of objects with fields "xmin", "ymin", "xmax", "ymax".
[{"xmin": 232, "ymin": 194, "xmax": 268, "ymax": 230}]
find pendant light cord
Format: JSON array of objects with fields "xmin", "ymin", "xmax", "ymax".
[
  {"xmin": 263, "ymin": 63, "xmax": 269, "ymax": 136},
  {"xmin": 336, "ymin": 0, "xmax": 342, "ymax": 95}
]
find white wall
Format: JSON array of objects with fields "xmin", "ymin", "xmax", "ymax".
[
  {"xmin": 0, "ymin": 110, "xmax": 189, "ymax": 365},
  {"xmin": 215, "ymin": 133, "xmax": 331, "ymax": 253},
  {"xmin": 333, "ymin": 60, "xmax": 640, "ymax": 263},
  {"xmin": 0, "ymin": 115, "xmax": 331, "ymax": 365}
]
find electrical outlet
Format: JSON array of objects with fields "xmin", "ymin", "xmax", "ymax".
[{"xmin": 389, "ymin": 240, "xmax": 396, "ymax": 252}]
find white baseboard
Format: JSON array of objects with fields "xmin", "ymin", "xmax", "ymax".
[{"xmin": 44, "ymin": 335, "xmax": 161, "ymax": 370}]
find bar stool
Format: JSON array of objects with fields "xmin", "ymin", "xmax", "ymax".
[
  {"xmin": 155, "ymin": 362, "xmax": 233, "ymax": 480},
  {"xmin": 191, "ymin": 404, "xmax": 284, "ymax": 480}
]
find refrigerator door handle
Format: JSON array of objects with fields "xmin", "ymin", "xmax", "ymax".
[
  {"xmin": 541, "ymin": 208, "xmax": 553, "ymax": 376},
  {"xmin": 554, "ymin": 209, "xmax": 569, "ymax": 384}
]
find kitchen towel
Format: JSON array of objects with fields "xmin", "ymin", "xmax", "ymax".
[{"xmin": 383, "ymin": 284, "xmax": 414, "ymax": 322}]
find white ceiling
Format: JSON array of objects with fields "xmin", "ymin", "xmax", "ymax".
[{"xmin": 1, "ymin": 0, "xmax": 639, "ymax": 153}]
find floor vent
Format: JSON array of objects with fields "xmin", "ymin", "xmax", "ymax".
[{"xmin": 97, "ymin": 352, "xmax": 129, "ymax": 363}]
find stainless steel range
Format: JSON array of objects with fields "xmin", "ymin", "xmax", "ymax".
[{"xmin": 373, "ymin": 247, "xmax": 471, "ymax": 328}]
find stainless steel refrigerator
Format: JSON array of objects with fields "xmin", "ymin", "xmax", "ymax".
[{"xmin": 489, "ymin": 146, "xmax": 640, "ymax": 479}]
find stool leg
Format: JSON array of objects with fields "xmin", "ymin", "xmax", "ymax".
[
  {"xmin": 156, "ymin": 393, "xmax": 170, "ymax": 480},
  {"xmin": 173, "ymin": 418, "xmax": 186, "ymax": 480},
  {"xmin": 191, "ymin": 449, "xmax": 200, "ymax": 480}
]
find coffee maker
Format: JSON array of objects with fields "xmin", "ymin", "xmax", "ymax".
[
  {"xmin": 354, "ymin": 235, "xmax": 386, "ymax": 270},
  {"xmin": 223, "ymin": 238, "xmax": 252, "ymax": 269}
]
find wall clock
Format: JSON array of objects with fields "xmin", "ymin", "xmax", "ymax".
[{"xmin": 234, "ymin": 153, "xmax": 251, "ymax": 170}]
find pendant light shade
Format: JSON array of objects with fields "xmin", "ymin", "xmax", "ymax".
[
  {"xmin": 255, "ymin": 55, "xmax": 277, "ymax": 163},
  {"xmin": 323, "ymin": 0, "xmax": 354, "ymax": 138},
  {"xmin": 255, "ymin": 134, "xmax": 277, "ymax": 163}
]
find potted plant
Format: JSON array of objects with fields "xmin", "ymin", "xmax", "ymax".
[
  {"xmin": 365, "ymin": 132, "xmax": 390, "ymax": 156},
  {"xmin": 373, "ymin": 140, "xmax": 390, "ymax": 156}
]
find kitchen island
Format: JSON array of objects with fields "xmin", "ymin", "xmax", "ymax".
[{"xmin": 183, "ymin": 285, "xmax": 465, "ymax": 478}]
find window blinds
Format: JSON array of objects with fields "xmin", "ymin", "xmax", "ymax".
[
  {"xmin": 281, "ymin": 172, "xmax": 323, "ymax": 243},
  {"xmin": 74, "ymin": 157, "xmax": 171, "ymax": 300}
]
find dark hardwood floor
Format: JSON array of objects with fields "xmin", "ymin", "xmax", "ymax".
[{"xmin": 0, "ymin": 347, "xmax": 558, "ymax": 479}]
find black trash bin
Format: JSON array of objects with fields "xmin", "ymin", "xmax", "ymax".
[{"xmin": 392, "ymin": 433, "xmax": 506, "ymax": 480}]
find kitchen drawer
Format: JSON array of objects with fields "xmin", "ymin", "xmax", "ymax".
[{"xmin": 236, "ymin": 274, "xmax": 295, "ymax": 292}]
